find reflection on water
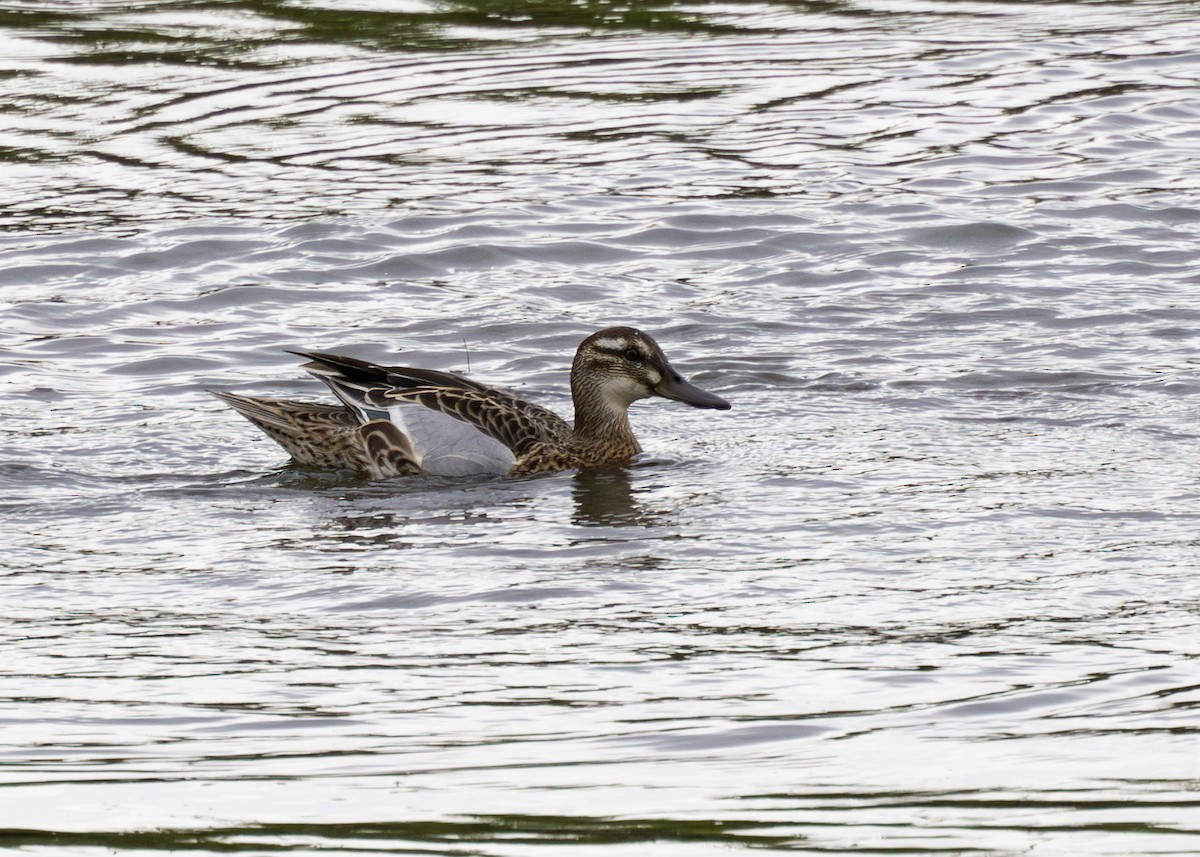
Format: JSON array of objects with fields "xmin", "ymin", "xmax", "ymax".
[
  {"xmin": 571, "ymin": 467, "xmax": 662, "ymax": 528},
  {"xmin": 0, "ymin": 815, "xmax": 796, "ymax": 852},
  {"xmin": 5, "ymin": 0, "xmax": 1200, "ymax": 854},
  {"xmin": 17, "ymin": 0, "xmax": 772, "ymax": 67}
]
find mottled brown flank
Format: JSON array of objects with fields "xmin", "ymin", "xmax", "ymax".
[
  {"xmin": 217, "ymin": 327, "xmax": 728, "ymax": 479},
  {"xmin": 510, "ymin": 436, "xmax": 641, "ymax": 476}
]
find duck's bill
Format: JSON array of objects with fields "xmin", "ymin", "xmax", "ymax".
[{"xmin": 655, "ymin": 371, "xmax": 731, "ymax": 410}]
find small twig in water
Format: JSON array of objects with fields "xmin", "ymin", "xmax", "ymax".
[{"xmin": 462, "ymin": 337, "xmax": 471, "ymax": 375}]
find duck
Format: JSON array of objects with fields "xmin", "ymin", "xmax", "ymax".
[{"xmin": 215, "ymin": 326, "xmax": 730, "ymax": 478}]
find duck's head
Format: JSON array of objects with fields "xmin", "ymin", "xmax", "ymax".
[{"xmin": 571, "ymin": 326, "xmax": 731, "ymax": 413}]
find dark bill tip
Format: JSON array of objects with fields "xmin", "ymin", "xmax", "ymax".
[{"xmin": 655, "ymin": 371, "xmax": 731, "ymax": 410}]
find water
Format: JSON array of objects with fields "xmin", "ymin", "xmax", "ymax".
[{"xmin": 4, "ymin": 1, "xmax": 1200, "ymax": 854}]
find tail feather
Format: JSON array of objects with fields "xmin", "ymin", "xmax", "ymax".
[
  {"xmin": 213, "ymin": 391, "xmax": 372, "ymax": 472},
  {"xmin": 212, "ymin": 391, "xmax": 354, "ymax": 431}
]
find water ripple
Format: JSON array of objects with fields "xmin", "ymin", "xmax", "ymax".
[{"xmin": 5, "ymin": 1, "xmax": 1200, "ymax": 855}]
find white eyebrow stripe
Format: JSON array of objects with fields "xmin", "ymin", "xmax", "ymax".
[{"xmin": 593, "ymin": 337, "xmax": 628, "ymax": 351}]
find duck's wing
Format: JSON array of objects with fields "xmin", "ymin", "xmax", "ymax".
[
  {"xmin": 357, "ymin": 420, "xmax": 422, "ymax": 478},
  {"xmin": 382, "ymin": 402, "xmax": 516, "ymax": 477},
  {"xmin": 293, "ymin": 351, "xmax": 570, "ymax": 476},
  {"xmin": 368, "ymin": 385, "xmax": 570, "ymax": 454}
]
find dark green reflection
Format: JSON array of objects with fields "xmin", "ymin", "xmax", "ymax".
[
  {"xmin": 4, "ymin": 0, "xmax": 856, "ymax": 68},
  {"xmin": 0, "ymin": 815, "xmax": 798, "ymax": 851},
  {"xmin": 572, "ymin": 467, "xmax": 666, "ymax": 527}
]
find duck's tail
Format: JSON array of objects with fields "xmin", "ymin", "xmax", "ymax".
[{"xmin": 212, "ymin": 391, "xmax": 389, "ymax": 473}]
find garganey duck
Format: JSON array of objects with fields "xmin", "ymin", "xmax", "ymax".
[{"xmin": 215, "ymin": 326, "xmax": 730, "ymax": 478}]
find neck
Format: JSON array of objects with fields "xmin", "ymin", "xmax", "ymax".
[{"xmin": 570, "ymin": 378, "xmax": 641, "ymax": 452}]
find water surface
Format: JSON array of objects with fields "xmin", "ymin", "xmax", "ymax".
[{"xmin": 4, "ymin": 1, "xmax": 1200, "ymax": 854}]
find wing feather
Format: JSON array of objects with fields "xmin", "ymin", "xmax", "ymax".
[
  {"xmin": 358, "ymin": 420, "xmax": 422, "ymax": 478},
  {"xmin": 368, "ymin": 386, "xmax": 569, "ymax": 456},
  {"xmin": 293, "ymin": 349, "xmax": 570, "ymax": 457}
]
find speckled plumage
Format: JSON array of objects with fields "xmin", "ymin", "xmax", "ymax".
[{"xmin": 216, "ymin": 326, "xmax": 730, "ymax": 479}]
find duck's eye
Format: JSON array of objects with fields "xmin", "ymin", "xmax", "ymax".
[{"xmin": 623, "ymin": 347, "xmax": 642, "ymax": 363}]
